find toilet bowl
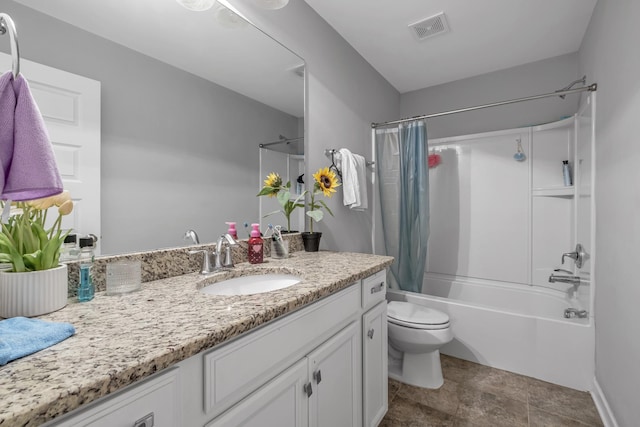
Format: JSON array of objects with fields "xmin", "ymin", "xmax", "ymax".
[{"xmin": 387, "ymin": 301, "xmax": 453, "ymax": 389}]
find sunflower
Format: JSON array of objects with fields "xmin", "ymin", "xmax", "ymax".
[
  {"xmin": 262, "ymin": 172, "xmax": 283, "ymax": 197},
  {"xmin": 312, "ymin": 167, "xmax": 340, "ymax": 197}
]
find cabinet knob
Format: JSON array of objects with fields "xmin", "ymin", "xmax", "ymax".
[
  {"xmin": 133, "ymin": 412, "xmax": 154, "ymax": 427},
  {"xmin": 368, "ymin": 328, "xmax": 375, "ymax": 339},
  {"xmin": 303, "ymin": 382, "xmax": 313, "ymax": 397},
  {"xmin": 313, "ymin": 369, "xmax": 322, "ymax": 384}
]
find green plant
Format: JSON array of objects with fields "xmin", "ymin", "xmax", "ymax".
[
  {"xmin": 0, "ymin": 191, "xmax": 73, "ymax": 272},
  {"xmin": 257, "ymin": 173, "xmax": 306, "ymax": 232}
]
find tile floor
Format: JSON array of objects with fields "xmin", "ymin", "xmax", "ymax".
[{"xmin": 381, "ymin": 354, "xmax": 604, "ymax": 427}]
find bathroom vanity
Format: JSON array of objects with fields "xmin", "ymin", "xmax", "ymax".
[{"xmin": 0, "ymin": 251, "xmax": 392, "ymax": 427}]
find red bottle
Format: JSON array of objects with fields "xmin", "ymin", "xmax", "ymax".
[{"xmin": 248, "ymin": 223, "xmax": 263, "ymax": 264}]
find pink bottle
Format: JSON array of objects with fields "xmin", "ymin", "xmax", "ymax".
[
  {"xmin": 248, "ymin": 223, "xmax": 263, "ymax": 264},
  {"xmin": 226, "ymin": 222, "xmax": 238, "ymax": 240}
]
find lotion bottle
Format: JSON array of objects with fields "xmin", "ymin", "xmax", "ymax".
[{"xmin": 248, "ymin": 223, "xmax": 263, "ymax": 264}]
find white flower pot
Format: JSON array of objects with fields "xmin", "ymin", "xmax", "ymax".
[{"xmin": 0, "ymin": 265, "xmax": 69, "ymax": 318}]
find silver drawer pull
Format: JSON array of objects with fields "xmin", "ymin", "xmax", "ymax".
[
  {"xmin": 133, "ymin": 413, "xmax": 154, "ymax": 427},
  {"xmin": 368, "ymin": 328, "xmax": 375, "ymax": 339},
  {"xmin": 370, "ymin": 282, "xmax": 385, "ymax": 294},
  {"xmin": 304, "ymin": 382, "xmax": 313, "ymax": 397},
  {"xmin": 313, "ymin": 369, "xmax": 322, "ymax": 384}
]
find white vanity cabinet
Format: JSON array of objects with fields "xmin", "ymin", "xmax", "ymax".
[
  {"xmin": 42, "ymin": 268, "xmax": 389, "ymax": 427},
  {"xmin": 361, "ymin": 270, "xmax": 388, "ymax": 427}
]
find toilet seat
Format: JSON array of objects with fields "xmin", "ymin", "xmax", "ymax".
[{"xmin": 387, "ymin": 301, "xmax": 450, "ymax": 330}]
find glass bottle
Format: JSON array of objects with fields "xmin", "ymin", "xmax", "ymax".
[{"xmin": 77, "ymin": 236, "xmax": 96, "ymax": 302}]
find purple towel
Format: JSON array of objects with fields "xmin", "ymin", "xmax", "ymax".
[{"xmin": 0, "ymin": 71, "xmax": 62, "ymax": 201}]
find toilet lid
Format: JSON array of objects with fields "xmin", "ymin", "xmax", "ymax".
[{"xmin": 387, "ymin": 301, "xmax": 449, "ymax": 329}]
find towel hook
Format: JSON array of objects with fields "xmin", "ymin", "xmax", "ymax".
[
  {"xmin": 0, "ymin": 13, "xmax": 20, "ymax": 78},
  {"xmin": 324, "ymin": 149, "xmax": 343, "ymax": 179}
]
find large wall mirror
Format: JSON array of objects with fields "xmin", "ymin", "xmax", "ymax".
[{"xmin": 0, "ymin": 0, "xmax": 304, "ymax": 255}]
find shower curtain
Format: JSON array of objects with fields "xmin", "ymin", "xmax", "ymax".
[{"xmin": 375, "ymin": 120, "xmax": 429, "ymax": 293}]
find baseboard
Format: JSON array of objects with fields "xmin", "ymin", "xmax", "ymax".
[{"xmin": 591, "ymin": 378, "xmax": 619, "ymax": 427}]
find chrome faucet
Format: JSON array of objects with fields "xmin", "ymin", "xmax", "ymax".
[
  {"xmin": 548, "ymin": 274, "xmax": 580, "ymax": 286},
  {"xmin": 564, "ymin": 308, "xmax": 588, "ymax": 319},
  {"xmin": 184, "ymin": 229, "xmax": 200, "ymax": 245},
  {"xmin": 214, "ymin": 234, "xmax": 238, "ymax": 270},
  {"xmin": 189, "ymin": 249, "xmax": 213, "ymax": 275}
]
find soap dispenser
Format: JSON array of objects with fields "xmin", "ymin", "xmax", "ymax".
[
  {"xmin": 248, "ymin": 223, "xmax": 263, "ymax": 264},
  {"xmin": 226, "ymin": 222, "xmax": 238, "ymax": 240}
]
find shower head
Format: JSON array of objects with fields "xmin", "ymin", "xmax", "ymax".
[{"xmin": 556, "ymin": 76, "xmax": 587, "ymax": 99}]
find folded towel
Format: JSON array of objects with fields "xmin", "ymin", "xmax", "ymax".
[
  {"xmin": 0, "ymin": 71, "xmax": 63, "ymax": 201},
  {"xmin": 0, "ymin": 316, "xmax": 75, "ymax": 365},
  {"xmin": 338, "ymin": 148, "xmax": 368, "ymax": 211}
]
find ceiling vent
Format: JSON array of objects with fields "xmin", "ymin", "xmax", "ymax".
[{"xmin": 408, "ymin": 12, "xmax": 450, "ymax": 41}]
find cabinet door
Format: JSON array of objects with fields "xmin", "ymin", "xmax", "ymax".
[
  {"xmin": 363, "ymin": 301, "xmax": 388, "ymax": 427},
  {"xmin": 308, "ymin": 321, "xmax": 361, "ymax": 427},
  {"xmin": 206, "ymin": 359, "xmax": 309, "ymax": 427}
]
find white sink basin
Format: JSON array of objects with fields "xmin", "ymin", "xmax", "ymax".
[{"xmin": 199, "ymin": 273, "xmax": 302, "ymax": 296}]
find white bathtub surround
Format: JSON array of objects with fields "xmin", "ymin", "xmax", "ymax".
[
  {"xmin": 388, "ymin": 277, "xmax": 595, "ymax": 391},
  {"xmin": 404, "ymin": 108, "xmax": 597, "ymax": 392},
  {"xmin": 387, "ymin": 301, "xmax": 453, "ymax": 389}
]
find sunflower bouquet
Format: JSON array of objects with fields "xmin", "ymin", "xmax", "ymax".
[
  {"xmin": 0, "ymin": 191, "xmax": 74, "ymax": 272},
  {"xmin": 257, "ymin": 172, "xmax": 306, "ymax": 232},
  {"xmin": 306, "ymin": 167, "xmax": 341, "ymax": 233}
]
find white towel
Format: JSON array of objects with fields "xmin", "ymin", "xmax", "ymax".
[{"xmin": 338, "ymin": 148, "xmax": 368, "ymax": 211}]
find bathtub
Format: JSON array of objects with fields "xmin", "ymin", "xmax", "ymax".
[{"xmin": 387, "ymin": 274, "xmax": 595, "ymax": 391}]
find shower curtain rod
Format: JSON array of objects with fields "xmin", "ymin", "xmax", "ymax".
[
  {"xmin": 259, "ymin": 135, "xmax": 303, "ymax": 148},
  {"xmin": 371, "ymin": 83, "xmax": 597, "ymax": 128}
]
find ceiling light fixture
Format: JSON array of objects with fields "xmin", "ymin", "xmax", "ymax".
[
  {"xmin": 253, "ymin": 0, "xmax": 289, "ymax": 10},
  {"xmin": 176, "ymin": 0, "xmax": 216, "ymax": 12}
]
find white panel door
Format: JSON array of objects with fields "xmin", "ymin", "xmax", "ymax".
[
  {"xmin": 308, "ymin": 321, "xmax": 361, "ymax": 427},
  {"xmin": 363, "ymin": 301, "xmax": 388, "ymax": 427},
  {"xmin": 0, "ymin": 54, "xmax": 101, "ymax": 252},
  {"xmin": 206, "ymin": 359, "xmax": 309, "ymax": 427}
]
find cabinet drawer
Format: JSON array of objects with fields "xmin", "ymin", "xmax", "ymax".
[
  {"xmin": 362, "ymin": 270, "xmax": 386, "ymax": 311},
  {"xmin": 204, "ymin": 284, "xmax": 360, "ymax": 417},
  {"xmin": 47, "ymin": 368, "xmax": 181, "ymax": 427}
]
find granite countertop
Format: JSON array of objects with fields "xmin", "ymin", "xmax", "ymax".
[{"xmin": 0, "ymin": 251, "xmax": 393, "ymax": 426}]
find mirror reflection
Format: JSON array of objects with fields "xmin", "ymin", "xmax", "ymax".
[{"xmin": 0, "ymin": 0, "xmax": 305, "ymax": 255}]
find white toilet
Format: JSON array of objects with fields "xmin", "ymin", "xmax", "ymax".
[{"xmin": 387, "ymin": 301, "xmax": 453, "ymax": 389}]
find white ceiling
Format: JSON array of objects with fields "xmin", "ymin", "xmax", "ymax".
[
  {"xmin": 304, "ymin": 0, "xmax": 598, "ymax": 93},
  {"xmin": 14, "ymin": 0, "xmax": 305, "ymax": 117}
]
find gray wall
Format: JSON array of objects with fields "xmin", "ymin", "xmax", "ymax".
[
  {"xmin": 229, "ymin": 0, "xmax": 400, "ymax": 253},
  {"xmin": 0, "ymin": 1, "xmax": 299, "ymax": 254},
  {"xmin": 579, "ymin": 0, "xmax": 640, "ymax": 425},
  {"xmin": 400, "ymin": 53, "xmax": 581, "ymax": 139}
]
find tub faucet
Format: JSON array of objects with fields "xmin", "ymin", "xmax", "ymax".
[
  {"xmin": 564, "ymin": 308, "xmax": 588, "ymax": 319},
  {"xmin": 548, "ymin": 274, "xmax": 580, "ymax": 286}
]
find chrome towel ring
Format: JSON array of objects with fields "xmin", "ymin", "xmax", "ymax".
[{"xmin": 0, "ymin": 13, "xmax": 20, "ymax": 78}]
